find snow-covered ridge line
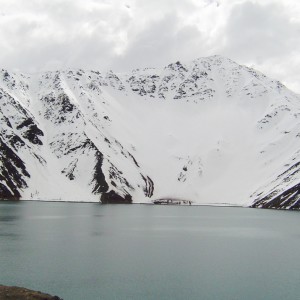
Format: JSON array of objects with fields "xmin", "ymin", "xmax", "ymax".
[{"xmin": 1, "ymin": 55, "xmax": 300, "ymax": 209}]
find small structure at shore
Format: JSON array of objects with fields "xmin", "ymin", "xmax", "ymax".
[{"xmin": 152, "ymin": 199, "xmax": 192, "ymax": 205}]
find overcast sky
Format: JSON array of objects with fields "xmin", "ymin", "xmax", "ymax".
[{"xmin": 0, "ymin": 0, "xmax": 299, "ymax": 93}]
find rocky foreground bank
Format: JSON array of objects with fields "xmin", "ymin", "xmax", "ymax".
[{"xmin": 0, "ymin": 285, "xmax": 62, "ymax": 300}]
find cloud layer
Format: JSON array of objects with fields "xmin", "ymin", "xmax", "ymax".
[{"xmin": 0, "ymin": 0, "xmax": 299, "ymax": 92}]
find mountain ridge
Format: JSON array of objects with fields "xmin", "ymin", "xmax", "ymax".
[{"xmin": 1, "ymin": 55, "xmax": 300, "ymax": 209}]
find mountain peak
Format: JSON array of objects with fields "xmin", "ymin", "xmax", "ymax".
[{"xmin": 1, "ymin": 57, "xmax": 300, "ymax": 209}]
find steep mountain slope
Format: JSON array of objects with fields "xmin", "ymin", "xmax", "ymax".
[{"xmin": 1, "ymin": 55, "xmax": 300, "ymax": 208}]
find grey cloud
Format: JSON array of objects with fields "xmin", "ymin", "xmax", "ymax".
[
  {"xmin": 111, "ymin": 14, "xmax": 205, "ymax": 71},
  {"xmin": 133, "ymin": 0, "xmax": 197, "ymax": 16},
  {"xmin": 223, "ymin": 1, "xmax": 300, "ymax": 62},
  {"xmin": 0, "ymin": 0, "xmax": 299, "ymax": 93},
  {"xmin": 218, "ymin": 1, "xmax": 300, "ymax": 92},
  {"xmin": 0, "ymin": 0, "xmax": 131, "ymax": 72}
]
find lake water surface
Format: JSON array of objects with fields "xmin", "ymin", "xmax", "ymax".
[{"xmin": 0, "ymin": 201, "xmax": 300, "ymax": 300}]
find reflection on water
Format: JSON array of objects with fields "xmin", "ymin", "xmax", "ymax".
[
  {"xmin": 0, "ymin": 215, "xmax": 19, "ymax": 222},
  {"xmin": 0, "ymin": 232, "xmax": 20, "ymax": 238},
  {"xmin": 0, "ymin": 202, "xmax": 22, "ymax": 240},
  {"xmin": 0, "ymin": 201, "xmax": 300, "ymax": 300}
]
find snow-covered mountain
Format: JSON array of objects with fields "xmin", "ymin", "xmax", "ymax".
[{"xmin": 1, "ymin": 55, "xmax": 300, "ymax": 209}]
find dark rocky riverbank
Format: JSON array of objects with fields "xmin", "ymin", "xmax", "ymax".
[{"xmin": 0, "ymin": 285, "xmax": 62, "ymax": 300}]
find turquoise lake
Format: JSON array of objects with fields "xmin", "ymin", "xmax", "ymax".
[{"xmin": 0, "ymin": 201, "xmax": 300, "ymax": 300}]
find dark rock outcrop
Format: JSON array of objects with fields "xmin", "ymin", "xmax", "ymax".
[
  {"xmin": 141, "ymin": 175, "xmax": 154, "ymax": 198},
  {"xmin": 0, "ymin": 285, "xmax": 62, "ymax": 300},
  {"xmin": 89, "ymin": 143, "xmax": 109, "ymax": 194},
  {"xmin": 0, "ymin": 137, "xmax": 30, "ymax": 200},
  {"xmin": 252, "ymin": 182, "xmax": 300, "ymax": 209},
  {"xmin": 100, "ymin": 190, "xmax": 132, "ymax": 204}
]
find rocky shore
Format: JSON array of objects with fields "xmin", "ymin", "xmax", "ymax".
[{"xmin": 0, "ymin": 285, "xmax": 62, "ymax": 300}]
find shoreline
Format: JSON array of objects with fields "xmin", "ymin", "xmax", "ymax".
[
  {"xmin": 1, "ymin": 199, "xmax": 299, "ymax": 210},
  {"xmin": 1, "ymin": 198, "xmax": 247, "ymax": 208}
]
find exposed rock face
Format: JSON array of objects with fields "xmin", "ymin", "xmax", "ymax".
[
  {"xmin": 0, "ymin": 137, "xmax": 30, "ymax": 200},
  {"xmin": 101, "ymin": 190, "xmax": 132, "ymax": 204},
  {"xmin": 0, "ymin": 67, "xmax": 153, "ymax": 204},
  {"xmin": 1, "ymin": 56, "xmax": 300, "ymax": 208},
  {"xmin": 0, "ymin": 285, "xmax": 62, "ymax": 300},
  {"xmin": 251, "ymin": 182, "xmax": 300, "ymax": 209}
]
